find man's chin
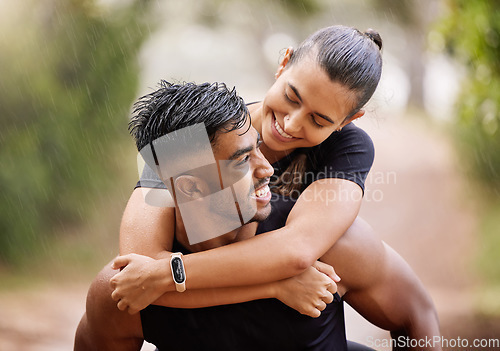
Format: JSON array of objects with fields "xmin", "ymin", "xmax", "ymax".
[{"xmin": 249, "ymin": 203, "xmax": 272, "ymax": 223}]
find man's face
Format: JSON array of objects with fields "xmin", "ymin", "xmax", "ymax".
[
  {"xmin": 138, "ymin": 118, "xmax": 274, "ymax": 246},
  {"xmin": 212, "ymin": 119, "xmax": 274, "ymax": 223}
]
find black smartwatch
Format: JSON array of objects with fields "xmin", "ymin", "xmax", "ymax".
[{"xmin": 170, "ymin": 252, "xmax": 186, "ymax": 292}]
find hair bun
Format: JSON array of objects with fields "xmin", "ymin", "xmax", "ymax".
[{"xmin": 364, "ymin": 29, "xmax": 382, "ymax": 50}]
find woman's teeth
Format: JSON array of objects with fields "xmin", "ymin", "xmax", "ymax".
[
  {"xmin": 275, "ymin": 119, "xmax": 294, "ymax": 139},
  {"xmin": 254, "ymin": 185, "xmax": 270, "ymax": 198}
]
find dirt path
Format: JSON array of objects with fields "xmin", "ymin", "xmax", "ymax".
[
  {"xmin": 0, "ymin": 284, "xmax": 87, "ymax": 351},
  {"xmin": 0, "ymin": 116, "xmax": 482, "ymax": 350},
  {"xmin": 345, "ymin": 116, "xmax": 480, "ymax": 348}
]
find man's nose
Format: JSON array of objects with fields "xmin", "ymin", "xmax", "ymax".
[{"xmin": 254, "ymin": 150, "xmax": 274, "ymax": 179}]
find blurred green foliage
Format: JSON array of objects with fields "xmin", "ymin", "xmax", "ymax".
[
  {"xmin": 0, "ymin": 0, "xmax": 153, "ymax": 265},
  {"xmin": 477, "ymin": 202, "xmax": 500, "ymax": 285},
  {"xmin": 439, "ymin": 0, "xmax": 500, "ymax": 287},
  {"xmin": 439, "ymin": 0, "xmax": 500, "ymax": 193}
]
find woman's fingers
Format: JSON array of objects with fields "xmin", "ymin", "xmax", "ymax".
[
  {"xmin": 305, "ymin": 299, "xmax": 327, "ymax": 317},
  {"xmin": 316, "ymin": 300, "xmax": 327, "ymax": 312},
  {"xmin": 111, "ymin": 254, "xmax": 134, "ymax": 270},
  {"xmin": 326, "ymin": 281, "xmax": 338, "ymax": 295},
  {"xmin": 313, "ymin": 261, "xmax": 341, "ymax": 282},
  {"xmin": 307, "ymin": 307, "xmax": 321, "ymax": 318},
  {"xmin": 110, "ymin": 289, "xmax": 121, "ymax": 302},
  {"xmin": 322, "ymin": 291, "xmax": 334, "ymax": 304},
  {"xmin": 116, "ymin": 298, "xmax": 128, "ymax": 312}
]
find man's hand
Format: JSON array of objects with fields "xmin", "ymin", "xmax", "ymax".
[
  {"xmin": 109, "ymin": 254, "xmax": 172, "ymax": 314},
  {"xmin": 273, "ymin": 261, "xmax": 340, "ymax": 318}
]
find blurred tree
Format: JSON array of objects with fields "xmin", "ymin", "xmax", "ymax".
[
  {"xmin": 372, "ymin": 0, "xmax": 438, "ymax": 110},
  {"xmin": 438, "ymin": 0, "xmax": 500, "ymax": 285},
  {"xmin": 190, "ymin": 0, "xmax": 324, "ymax": 81},
  {"xmin": 194, "ymin": 0, "xmax": 321, "ymax": 28},
  {"xmin": 438, "ymin": 0, "xmax": 500, "ymax": 193},
  {"xmin": 0, "ymin": 0, "xmax": 154, "ymax": 265}
]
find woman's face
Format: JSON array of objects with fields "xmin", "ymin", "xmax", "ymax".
[{"xmin": 260, "ymin": 54, "xmax": 363, "ymax": 153}]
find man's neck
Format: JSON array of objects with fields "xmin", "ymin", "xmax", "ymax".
[{"xmin": 174, "ymin": 208, "xmax": 258, "ymax": 252}]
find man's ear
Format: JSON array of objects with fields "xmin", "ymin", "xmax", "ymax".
[
  {"xmin": 275, "ymin": 47, "xmax": 294, "ymax": 79},
  {"xmin": 174, "ymin": 175, "xmax": 207, "ymax": 201},
  {"xmin": 340, "ymin": 110, "xmax": 365, "ymax": 130}
]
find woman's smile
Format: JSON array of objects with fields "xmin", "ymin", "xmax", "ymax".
[{"xmin": 271, "ymin": 114, "xmax": 300, "ymax": 142}]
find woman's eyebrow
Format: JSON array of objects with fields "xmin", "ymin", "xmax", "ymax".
[
  {"xmin": 313, "ymin": 112, "xmax": 334, "ymax": 124},
  {"xmin": 288, "ymin": 83, "xmax": 335, "ymax": 124},
  {"xmin": 288, "ymin": 83, "xmax": 304, "ymax": 103}
]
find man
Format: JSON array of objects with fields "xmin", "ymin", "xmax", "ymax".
[
  {"xmin": 75, "ymin": 81, "xmax": 336, "ymax": 350},
  {"xmin": 75, "ymin": 81, "xmax": 440, "ymax": 351}
]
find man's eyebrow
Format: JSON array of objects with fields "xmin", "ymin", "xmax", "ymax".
[
  {"xmin": 288, "ymin": 83, "xmax": 335, "ymax": 124},
  {"xmin": 227, "ymin": 132, "xmax": 261, "ymax": 161},
  {"xmin": 228, "ymin": 145, "xmax": 254, "ymax": 161}
]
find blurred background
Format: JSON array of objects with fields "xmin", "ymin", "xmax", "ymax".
[{"xmin": 0, "ymin": 0, "xmax": 499, "ymax": 350}]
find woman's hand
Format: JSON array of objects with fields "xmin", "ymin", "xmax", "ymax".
[
  {"xmin": 109, "ymin": 254, "xmax": 172, "ymax": 314},
  {"xmin": 273, "ymin": 261, "xmax": 340, "ymax": 318}
]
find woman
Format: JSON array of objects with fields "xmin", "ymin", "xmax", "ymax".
[{"xmin": 114, "ymin": 24, "xmax": 383, "ymax": 344}]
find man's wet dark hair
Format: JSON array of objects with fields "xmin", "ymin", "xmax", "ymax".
[{"xmin": 129, "ymin": 81, "xmax": 250, "ymax": 151}]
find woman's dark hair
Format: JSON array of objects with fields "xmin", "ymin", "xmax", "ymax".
[
  {"xmin": 273, "ymin": 25, "xmax": 383, "ymax": 198},
  {"xmin": 129, "ymin": 80, "xmax": 250, "ymax": 151}
]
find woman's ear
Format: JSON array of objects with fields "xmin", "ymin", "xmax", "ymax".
[
  {"xmin": 275, "ymin": 47, "xmax": 294, "ymax": 79},
  {"xmin": 340, "ymin": 110, "xmax": 365, "ymax": 130},
  {"xmin": 174, "ymin": 175, "xmax": 207, "ymax": 201}
]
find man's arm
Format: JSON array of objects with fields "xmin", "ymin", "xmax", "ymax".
[
  {"xmin": 120, "ymin": 188, "xmax": 175, "ymax": 259},
  {"xmin": 343, "ymin": 244, "xmax": 439, "ymax": 347},
  {"xmin": 321, "ymin": 218, "xmax": 441, "ymax": 350}
]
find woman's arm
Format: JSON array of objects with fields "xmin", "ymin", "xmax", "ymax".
[
  {"xmin": 181, "ymin": 178, "xmax": 360, "ymax": 288},
  {"xmin": 114, "ymin": 179, "xmax": 359, "ymax": 299},
  {"xmin": 111, "ymin": 252, "xmax": 338, "ymax": 318},
  {"xmin": 115, "ymin": 187, "xmax": 343, "ymax": 312},
  {"xmin": 155, "ymin": 263, "xmax": 337, "ymax": 319}
]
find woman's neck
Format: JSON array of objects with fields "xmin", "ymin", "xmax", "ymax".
[{"xmin": 249, "ymin": 102, "xmax": 295, "ymax": 164}]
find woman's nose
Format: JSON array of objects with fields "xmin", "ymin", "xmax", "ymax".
[{"xmin": 283, "ymin": 111, "xmax": 302, "ymax": 135}]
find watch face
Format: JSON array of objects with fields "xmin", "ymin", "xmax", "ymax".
[{"xmin": 171, "ymin": 257, "xmax": 185, "ymax": 283}]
